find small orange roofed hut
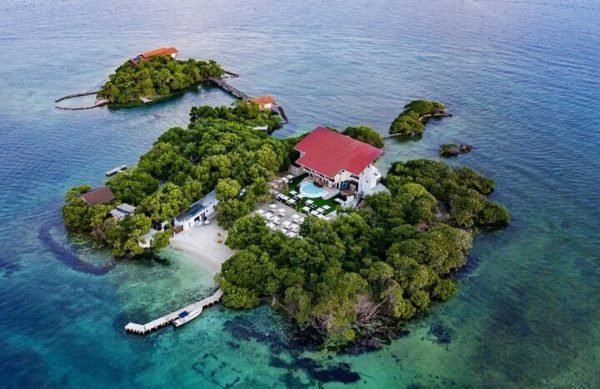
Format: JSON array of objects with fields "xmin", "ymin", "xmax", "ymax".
[
  {"xmin": 250, "ymin": 95, "xmax": 275, "ymax": 110},
  {"xmin": 130, "ymin": 47, "xmax": 178, "ymax": 64}
]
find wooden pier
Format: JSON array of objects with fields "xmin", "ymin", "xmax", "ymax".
[
  {"xmin": 209, "ymin": 77, "xmax": 251, "ymax": 101},
  {"xmin": 124, "ymin": 289, "xmax": 223, "ymax": 335},
  {"xmin": 209, "ymin": 77, "xmax": 290, "ymax": 124}
]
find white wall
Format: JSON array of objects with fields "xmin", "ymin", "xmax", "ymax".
[{"xmin": 359, "ymin": 164, "xmax": 381, "ymax": 197}]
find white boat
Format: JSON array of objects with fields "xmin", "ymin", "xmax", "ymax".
[
  {"xmin": 172, "ymin": 307, "xmax": 203, "ymax": 327},
  {"xmin": 105, "ymin": 165, "xmax": 127, "ymax": 177}
]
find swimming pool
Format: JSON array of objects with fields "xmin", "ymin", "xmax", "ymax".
[{"xmin": 299, "ymin": 181, "xmax": 328, "ymax": 198}]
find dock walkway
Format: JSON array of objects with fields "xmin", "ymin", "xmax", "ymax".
[
  {"xmin": 124, "ymin": 288, "xmax": 223, "ymax": 335},
  {"xmin": 209, "ymin": 77, "xmax": 290, "ymax": 124},
  {"xmin": 209, "ymin": 77, "xmax": 251, "ymax": 101}
]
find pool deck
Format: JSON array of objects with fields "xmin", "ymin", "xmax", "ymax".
[{"xmin": 298, "ymin": 179, "xmax": 339, "ymax": 200}]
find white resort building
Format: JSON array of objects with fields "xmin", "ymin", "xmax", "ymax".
[
  {"xmin": 292, "ymin": 127, "xmax": 385, "ymax": 200},
  {"xmin": 173, "ymin": 190, "xmax": 218, "ymax": 232}
]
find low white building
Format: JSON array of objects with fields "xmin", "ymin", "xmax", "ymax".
[
  {"xmin": 173, "ymin": 190, "xmax": 218, "ymax": 232},
  {"xmin": 139, "ymin": 228, "xmax": 159, "ymax": 249},
  {"xmin": 293, "ymin": 127, "xmax": 384, "ymax": 198}
]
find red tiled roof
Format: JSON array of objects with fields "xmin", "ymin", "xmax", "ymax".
[
  {"xmin": 250, "ymin": 96, "xmax": 275, "ymax": 105},
  {"xmin": 142, "ymin": 47, "xmax": 178, "ymax": 58},
  {"xmin": 80, "ymin": 187, "xmax": 115, "ymax": 206},
  {"xmin": 294, "ymin": 127, "xmax": 383, "ymax": 178}
]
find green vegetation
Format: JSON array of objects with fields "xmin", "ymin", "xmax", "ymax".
[
  {"xmin": 190, "ymin": 100, "xmax": 282, "ymax": 133},
  {"xmin": 97, "ymin": 56, "xmax": 224, "ymax": 105},
  {"xmin": 389, "ymin": 99, "xmax": 447, "ymax": 136},
  {"xmin": 62, "ymin": 94, "xmax": 509, "ymax": 351},
  {"xmin": 342, "ymin": 126, "xmax": 384, "ymax": 148},
  {"xmin": 439, "ymin": 143, "xmax": 473, "ymax": 157},
  {"xmin": 220, "ymin": 159, "xmax": 509, "ymax": 350},
  {"xmin": 62, "ymin": 108, "xmax": 295, "ymax": 256}
]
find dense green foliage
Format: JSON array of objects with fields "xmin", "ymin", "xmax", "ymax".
[
  {"xmin": 62, "ymin": 185, "xmax": 154, "ymax": 256},
  {"xmin": 389, "ymin": 99, "xmax": 446, "ymax": 136},
  {"xmin": 190, "ymin": 101, "xmax": 282, "ymax": 133},
  {"xmin": 439, "ymin": 143, "xmax": 472, "ymax": 157},
  {"xmin": 385, "ymin": 159, "xmax": 510, "ymax": 228},
  {"xmin": 97, "ymin": 56, "xmax": 224, "ymax": 105},
  {"xmin": 220, "ymin": 159, "xmax": 509, "ymax": 349},
  {"xmin": 63, "ymin": 108, "xmax": 294, "ymax": 256},
  {"xmin": 342, "ymin": 125, "xmax": 384, "ymax": 148}
]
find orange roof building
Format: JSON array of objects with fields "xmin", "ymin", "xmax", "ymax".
[
  {"xmin": 142, "ymin": 47, "xmax": 178, "ymax": 58},
  {"xmin": 250, "ymin": 95, "xmax": 275, "ymax": 110},
  {"xmin": 131, "ymin": 47, "xmax": 178, "ymax": 64}
]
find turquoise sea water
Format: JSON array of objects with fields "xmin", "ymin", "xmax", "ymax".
[{"xmin": 1, "ymin": 0, "xmax": 599, "ymax": 387}]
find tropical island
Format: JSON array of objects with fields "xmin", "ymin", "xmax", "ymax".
[
  {"xmin": 97, "ymin": 50, "xmax": 225, "ymax": 106},
  {"xmin": 62, "ymin": 98, "xmax": 509, "ymax": 350},
  {"xmin": 389, "ymin": 99, "xmax": 451, "ymax": 137}
]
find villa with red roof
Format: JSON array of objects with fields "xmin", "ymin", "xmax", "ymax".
[{"xmin": 293, "ymin": 127, "xmax": 384, "ymax": 199}]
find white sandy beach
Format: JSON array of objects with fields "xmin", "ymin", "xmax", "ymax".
[{"xmin": 169, "ymin": 222, "xmax": 235, "ymax": 273}]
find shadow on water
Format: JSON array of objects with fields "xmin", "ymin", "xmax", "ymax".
[
  {"xmin": 221, "ymin": 313, "xmax": 362, "ymax": 385},
  {"xmin": 38, "ymin": 219, "xmax": 116, "ymax": 276}
]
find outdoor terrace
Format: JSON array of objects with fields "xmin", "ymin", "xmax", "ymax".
[{"xmin": 269, "ymin": 173, "xmax": 343, "ymax": 218}]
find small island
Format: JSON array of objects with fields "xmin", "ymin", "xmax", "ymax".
[
  {"xmin": 97, "ymin": 48, "xmax": 225, "ymax": 106},
  {"xmin": 439, "ymin": 143, "xmax": 473, "ymax": 157},
  {"xmin": 62, "ymin": 99, "xmax": 509, "ymax": 350},
  {"xmin": 389, "ymin": 99, "xmax": 451, "ymax": 137}
]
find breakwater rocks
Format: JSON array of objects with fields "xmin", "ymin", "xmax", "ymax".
[
  {"xmin": 38, "ymin": 219, "xmax": 116, "ymax": 275},
  {"xmin": 54, "ymin": 91, "xmax": 110, "ymax": 110}
]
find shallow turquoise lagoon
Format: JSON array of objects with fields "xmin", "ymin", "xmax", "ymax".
[{"xmin": 0, "ymin": 0, "xmax": 598, "ymax": 387}]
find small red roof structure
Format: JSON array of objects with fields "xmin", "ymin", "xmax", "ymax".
[
  {"xmin": 250, "ymin": 96, "xmax": 275, "ymax": 106},
  {"xmin": 80, "ymin": 187, "xmax": 115, "ymax": 206},
  {"xmin": 131, "ymin": 47, "xmax": 178, "ymax": 64},
  {"xmin": 142, "ymin": 47, "xmax": 178, "ymax": 58},
  {"xmin": 294, "ymin": 127, "xmax": 384, "ymax": 178}
]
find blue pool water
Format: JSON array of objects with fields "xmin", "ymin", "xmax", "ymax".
[
  {"xmin": 299, "ymin": 181, "xmax": 328, "ymax": 198},
  {"xmin": 0, "ymin": 0, "xmax": 599, "ymax": 387}
]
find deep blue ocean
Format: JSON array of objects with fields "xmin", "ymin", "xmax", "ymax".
[{"xmin": 0, "ymin": 0, "xmax": 598, "ymax": 387}]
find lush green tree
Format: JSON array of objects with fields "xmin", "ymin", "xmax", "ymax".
[
  {"xmin": 219, "ymin": 277, "xmax": 261, "ymax": 309},
  {"xmin": 389, "ymin": 99, "xmax": 446, "ymax": 136},
  {"xmin": 216, "ymin": 178, "xmax": 241, "ymax": 201},
  {"xmin": 342, "ymin": 125, "xmax": 384, "ymax": 148},
  {"xmin": 104, "ymin": 213, "xmax": 151, "ymax": 257},
  {"xmin": 107, "ymin": 169, "xmax": 158, "ymax": 205},
  {"xmin": 151, "ymin": 230, "xmax": 172, "ymax": 250},
  {"xmin": 98, "ymin": 56, "xmax": 224, "ymax": 105},
  {"xmin": 189, "ymin": 101, "xmax": 282, "ymax": 133},
  {"xmin": 62, "ymin": 185, "xmax": 93, "ymax": 233},
  {"xmin": 138, "ymin": 182, "xmax": 189, "ymax": 223}
]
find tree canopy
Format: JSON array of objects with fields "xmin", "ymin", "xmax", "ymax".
[
  {"xmin": 97, "ymin": 56, "xmax": 224, "ymax": 105},
  {"xmin": 342, "ymin": 126, "xmax": 384, "ymax": 148},
  {"xmin": 190, "ymin": 101, "xmax": 282, "ymax": 133},
  {"xmin": 389, "ymin": 99, "xmax": 447, "ymax": 136},
  {"xmin": 62, "ymin": 108, "xmax": 295, "ymax": 256},
  {"xmin": 219, "ymin": 159, "xmax": 509, "ymax": 350}
]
